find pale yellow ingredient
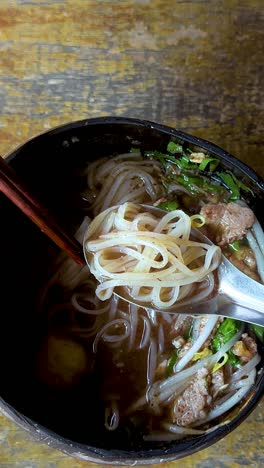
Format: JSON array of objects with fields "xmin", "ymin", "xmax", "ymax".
[{"xmin": 36, "ymin": 334, "xmax": 90, "ymax": 390}]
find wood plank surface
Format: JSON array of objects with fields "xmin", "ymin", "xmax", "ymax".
[{"xmin": 0, "ymin": 0, "xmax": 263, "ymax": 466}]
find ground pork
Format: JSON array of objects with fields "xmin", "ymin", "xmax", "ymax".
[
  {"xmin": 200, "ymin": 202, "xmax": 254, "ymax": 246},
  {"xmin": 171, "ymin": 367, "xmax": 211, "ymax": 426},
  {"xmin": 210, "ymin": 368, "xmax": 225, "ymax": 398},
  {"xmin": 232, "ymin": 333, "xmax": 257, "ymax": 363},
  {"xmin": 177, "ymin": 340, "xmax": 192, "ymax": 360}
]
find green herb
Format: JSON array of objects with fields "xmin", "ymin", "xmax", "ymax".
[
  {"xmin": 227, "ymin": 349, "xmax": 240, "ymax": 366},
  {"xmin": 211, "ymin": 318, "xmax": 241, "ymax": 353},
  {"xmin": 250, "ymin": 324, "xmax": 264, "ymax": 342},
  {"xmin": 173, "ymin": 174, "xmax": 223, "ymax": 195},
  {"xmin": 216, "ymin": 171, "xmax": 252, "ymax": 200},
  {"xmin": 231, "ymin": 172, "xmax": 253, "ymax": 195},
  {"xmin": 183, "ymin": 323, "xmax": 193, "ymax": 340},
  {"xmin": 216, "ymin": 172, "xmax": 240, "ymax": 200},
  {"xmin": 152, "ymin": 151, "xmax": 197, "ymax": 170},
  {"xmin": 203, "ymin": 180, "xmax": 223, "ymax": 193},
  {"xmin": 166, "ymin": 349, "xmax": 179, "ymax": 376},
  {"xmin": 157, "ymin": 200, "xmax": 179, "ymax": 211},
  {"xmin": 182, "ymin": 155, "xmax": 191, "ymax": 164},
  {"xmin": 130, "ymin": 147, "xmax": 141, "ymax": 154},
  {"xmin": 229, "ymin": 240, "xmax": 241, "ymax": 252},
  {"xmin": 199, "ymin": 158, "xmax": 220, "ymax": 172},
  {"xmin": 167, "ymin": 141, "xmax": 184, "ymax": 155}
]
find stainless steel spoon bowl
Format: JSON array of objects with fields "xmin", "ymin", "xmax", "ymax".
[{"xmin": 84, "ymin": 204, "xmax": 264, "ymax": 326}]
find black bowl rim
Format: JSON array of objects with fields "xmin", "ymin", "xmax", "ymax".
[{"xmin": 2, "ymin": 116, "xmax": 264, "ymax": 465}]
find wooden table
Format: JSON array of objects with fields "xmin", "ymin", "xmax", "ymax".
[{"xmin": 0, "ymin": 0, "xmax": 263, "ymax": 466}]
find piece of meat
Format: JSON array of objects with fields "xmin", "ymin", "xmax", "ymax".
[
  {"xmin": 203, "ymin": 317, "xmax": 223, "ymax": 348},
  {"xmin": 171, "ymin": 315, "xmax": 193, "ymax": 338},
  {"xmin": 232, "ymin": 333, "xmax": 257, "ymax": 363},
  {"xmin": 200, "ymin": 202, "xmax": 255, "ymax": 246},
  {"xmin": 242, "ymin": 333, "xmax": 258, "ymax": 354},
  {"xmin": 177, "ymin": 340, "xmax": 192, "ymax": 360},
  {"xmin": 210, "ymin": 368, "xmax": 225, "ymax": 398},
  {"xmin": 171, "ymin": 367, "xmax": 210, "ymax": 426},
  {"xmin": 155, "ymin": 359, "xmax": 168, "ymax": 379},
  {"xmin": 172, "ymin": 336, "xmax": 186, "ymax": 349}
]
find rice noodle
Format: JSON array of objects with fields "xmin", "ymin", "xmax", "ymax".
[
  {"xmin": 153, "ymin": 329, "xmax": 243, "ymax": 398},
  {"xmin": 71, "ymin": 293, "xmax": 109, "ymax": 315},
  {"xmin": 87, "ymin": 154, "xmax": 164, "ymax": 215},
  {"xmin": 231, "ymin": 354, "xmax": 261, "ymax": 382},
  {"xmin": 108, "ymin": 295, "xmax": 119, "ymax": 320},
  {"xmin": 93, "ymin": 319, "xmax": 130, "ymax": 352},
  {"xmin": 192, "ymin": 317, "xmax": 202, "ymax": 342},
  {"xmin": 128, "ymin": 304, "xmax": 138, "ymax": 350},
  {"xmin": 105, "ymin": 400, "xmax": 120, "ymax": 431},
  {"xmin": 147, "ymin": 340, "xmax": 157, "ymax": 385},
  {"xmin": 146, "ymin": 309, "xmax": 158, "ymax": 326},
  {"xmin": 158, "ymin": 324, "xmax": 165, "ymax": 354},
  {"xmin": 246, "ymin": 231, "xmax": 264, "ymax": 283},
  {"xmin": 175, "ymin": 315, "xmax": 218, "ymax": 371},
  {"xmin": 159, "ymin": 312, "xmax": 173, "ymax": 323},
  {"xmin": 252, "ymin": 218, "xmax": 264, "ymax": 256},
  {"xmin": 85, "ymin": 202, "xmax": 221, "ymax": 308},
  {"xmin": 163, "ymin": 422, "xmax": 205, "ymax": 435},
  {"xmin": 196, "ymin": 369, "xmax": 256, "ymax": 425},
  {"xmin": 139, "ymin": 316, "xmax": 151, "ymax": 349}
]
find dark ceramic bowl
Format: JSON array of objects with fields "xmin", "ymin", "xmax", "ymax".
[{"xmin": 1, "ymin": 117, "xmax": 263, "ymax": 465}]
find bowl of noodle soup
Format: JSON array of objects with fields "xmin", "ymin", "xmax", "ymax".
[{"xmin": 1, "ymin": 117, "xmax": 263, "ymax": 465}]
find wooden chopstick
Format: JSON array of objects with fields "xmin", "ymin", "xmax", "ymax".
[{"xmin": 0, "ymin": 156, "xmax": 85, "ymax": 265}]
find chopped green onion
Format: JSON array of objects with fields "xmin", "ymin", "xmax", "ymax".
[
  {"xmin": 216, "ymin": 172, "xmax": 240, "ymax": 200},
  {"xmin": 173, "ymin": 174, "xmax": 223, "ymax": 195},
  {"xmin": 199, "ymin": 157, "xmax": 220, "ymax": 172},
  {"xmin": 158, "ymin": 200, "xmax": 179, "ymax": 211},
  {"xmin": 192, "ymin": 348, "xmax": 212, "ymax": 361},
  {"xmin": 190, "ymin": 214, "xmax": 206, "ymax": 228},
  {"xmin": 230, "ymin": 172, "xmax": 253, "ymax": 195},
  {"xmin": 229, "ymin": 240, "xmax": 241, "ymax": 252},
  {"xmin": 182, "ymin": 155, "xmax": 191, "ymax": 164},
  {"xmin": 216, "ymin": 171, "xmax": 252, "ymax": 200},
  {"xmin": 211, "ymin": 318, "xmax": 241, "ymax": 353},
  {"xmin": 183, "ymin": 323, "xmax": 193, "ymax": 340},
  {"xmin": 151, "ymin": 151, "xmax": 197, "ymax": 170},
  {"xmin": 250, "ymin": 324, "xmax": 264, "ymax": 342},
  {"xmin": 167, "ymin": 141, "xmax": 184, "ymax": 155},
  {"xmin": 166, "ymin": 350, "xmax": 179, "ymax": 376},
  {"xmin": 212, "ymin": 353, "xmax": 229, "ymax": 373},
  {"xmin": 227, "ymin": 349, "xmax": 240, "ymax": 367}
]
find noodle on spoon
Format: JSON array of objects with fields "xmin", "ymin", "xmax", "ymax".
[{"xmin": 84, "ymin": 202, "xmax": 221, "ymax": 309}]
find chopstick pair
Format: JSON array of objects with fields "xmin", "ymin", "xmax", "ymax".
[{"xmin": 0, "ymin": 156, "xmax": 84, "ymax": 265}]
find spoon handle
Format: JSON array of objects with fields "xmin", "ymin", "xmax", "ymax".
[
  {"xmin": 218, "ymin": 302, "xmax": 264, "ymax": 327},
  {"xmin": 218, "ymin": 257, "xmax": 264, "ymax": 323}
]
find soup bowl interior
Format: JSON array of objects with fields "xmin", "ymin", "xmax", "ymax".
[{"xmin": 1, "ymin": 117, "xmax": 264, "ymax": 465}]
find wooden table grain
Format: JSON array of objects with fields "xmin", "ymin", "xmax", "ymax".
[{"xmin": 0, "ymin": 0, "xmax": 263, "ymax": 466}]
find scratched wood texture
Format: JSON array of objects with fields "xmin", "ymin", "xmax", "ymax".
[{"xmin": 0, "ymin": 0, "xmax": 263, "ymax": 467}]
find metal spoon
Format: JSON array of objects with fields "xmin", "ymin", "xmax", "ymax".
[{"xmin": 84, "ymin": 205, "xmax": 264, "ymax": 326}]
